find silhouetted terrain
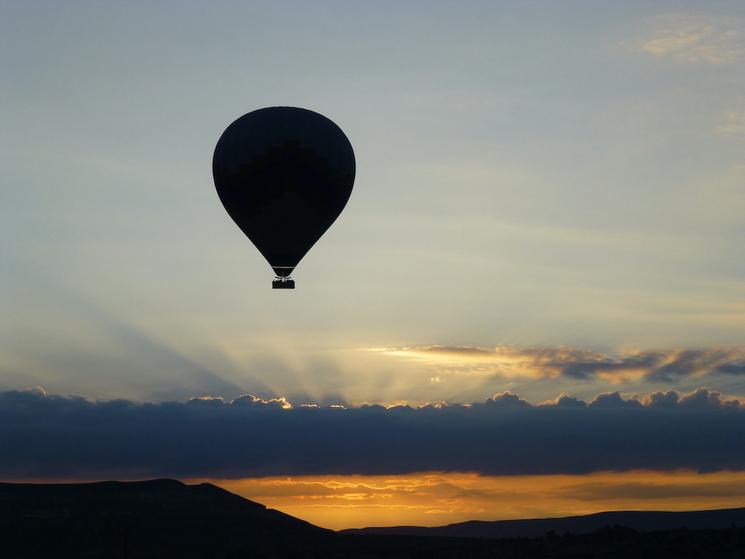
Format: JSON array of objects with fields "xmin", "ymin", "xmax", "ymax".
[
  {"xmin": 0, "ymin": 479, "xmax": 331, "ymax": 558},
  {"xmin": 1, "ymin": 479, "xmax": 744, "ymax": 558},
  {"xmin": 342, "ymin": 507, "xmax": 745, "ymax": 539}
]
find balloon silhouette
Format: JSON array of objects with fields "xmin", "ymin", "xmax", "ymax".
[{"xmin": 213, "ymin": 107, "xmax": 355, "ymax": 289}]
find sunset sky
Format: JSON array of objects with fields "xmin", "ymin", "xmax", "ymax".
[{"xmin": 2, "ymin": 1, "xmax": 745, "ymax": 529}]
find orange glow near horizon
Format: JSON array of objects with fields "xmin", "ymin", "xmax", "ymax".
[{"xmin": 193, "ymin": 470, "xmax": 745, "ymax": 530}]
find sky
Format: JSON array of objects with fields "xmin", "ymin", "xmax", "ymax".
[{"xmin": 1, "ymin": 0, "xmax": 745, "ymax": 529}]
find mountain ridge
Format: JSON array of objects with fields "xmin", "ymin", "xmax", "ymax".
[{"xmin": 341, "ymin": 506, "xmax": 745, "ymax": 539}]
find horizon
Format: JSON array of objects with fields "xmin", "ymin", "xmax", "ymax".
[{"xmin": 6, "ymin": 473, "xmax": 745, "ymax": 532}]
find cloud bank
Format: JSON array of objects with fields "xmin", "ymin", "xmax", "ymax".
[{"xmin": 1, "ymin": 387, "xmax": 744, "ymax": 480}]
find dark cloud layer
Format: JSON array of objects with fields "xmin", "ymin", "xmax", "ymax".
[{"xmin": 0, "ymin": 388, "xmax": 743, "ymax": 480}]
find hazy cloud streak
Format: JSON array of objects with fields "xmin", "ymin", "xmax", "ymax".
[
  {"xmin": 637, "ymin": 15, "xmax": 744, "ymax": 64},
  {"xmin": 375, "ymin": 345, "xmax": 745, "ymax": 382}
]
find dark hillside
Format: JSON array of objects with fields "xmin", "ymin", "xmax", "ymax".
[
  {"xmin": 1, "ymin": 480, "xmax": 744, "ymax": 558},
  {"xmin": 343, "ymin": 507, "xmax": 745, "ymax": 539}
]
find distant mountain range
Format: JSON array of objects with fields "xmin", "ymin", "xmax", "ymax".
[
  {"xmin": 342, "ymin": 507, "xmax": 745, "ymax": 539},
  {"xmin": 2, "ymin": 479, "xmax": 745, "ymax": 558}
]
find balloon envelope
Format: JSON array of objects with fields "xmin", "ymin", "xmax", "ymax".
[{"xmin": 212, "ymin": 107, "xmax": 355, "ymax": 284}]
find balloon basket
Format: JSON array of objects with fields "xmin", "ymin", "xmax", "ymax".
[{"xmin": 272, "ymin": 278, "xmax": 295, "ymax": 290}]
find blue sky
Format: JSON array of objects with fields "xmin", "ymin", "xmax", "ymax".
[{"xmin": 2, "ymin": 1, "xmax": 744, "ymax": 404}]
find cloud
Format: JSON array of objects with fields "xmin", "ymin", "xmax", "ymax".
[
  {"xmin": 539, "ymin": 393, "xmax": 586, "ymax": 408},
  {"xmin": 636, "ymin": 15, "xmax": 744, "ymax": 64},
  {"xmin": 1, "ymin": 387, "xmax": 743, "ymax": 480},
  {"xmin": 375, "ymin": 345, "xmax": 745, "ymax": 383},
  {"xmin": 550, "ymin": 473, "xmax": 745, "ymax": 503},
  {"xmin": 484, "ymin": 390, "xmax": 531, "ymax": 408},
  {"xmin": 646, "ymin": 349, "xmax": 736, "ymax": 382},
  {"xmin": 588, "ymin": 391, "xmax": 641, "ymax": 408}
]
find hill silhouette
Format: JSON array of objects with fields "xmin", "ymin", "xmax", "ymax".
[
  {"xmin": 0, "ymin": 479, "xmax": 331, "ymax": 557},
  {"xmin": 342, "ymin": 507, "xmax": 745, "ymax": 539},
  {"xmin": 2, "ymin": 479, "xmax": 745, "ymax": 558}
]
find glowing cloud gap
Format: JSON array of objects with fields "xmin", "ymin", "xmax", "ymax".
[{"xmin": 208, "ymin": 470, "xmax": 745, "ymax": 530}]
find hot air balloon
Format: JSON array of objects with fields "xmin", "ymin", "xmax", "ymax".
[{"xmin": 213, "ymin": 107, "xmax": 355, "ymax": 289}]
